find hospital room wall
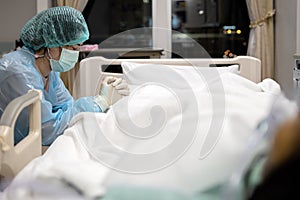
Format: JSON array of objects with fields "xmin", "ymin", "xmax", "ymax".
[
  {"xmin": 0, "ymin": 0, "xmax": 299, "ymax": 101},
  {"xmin": 275, "ymin": 0, "xmax": 298, "ymax": 100},
  {"xmin": 0, "ymin": 0, "xmax": 50, "ymax": 57}
]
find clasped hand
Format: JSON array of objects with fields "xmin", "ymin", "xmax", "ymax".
[{"xmin": 94, "ymin": 76, "xmax": 129, "ymax": 112}]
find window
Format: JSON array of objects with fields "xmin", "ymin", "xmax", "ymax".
[
  {"xmin": 74, "ymin": 0, "xmax": 249, "ymax": 58},
  {"xmin": 82, "ymin": 0, "xmax": 152, "ymax": 48},
  {"xmin": 171, "ymin": 0, "xmax": 250, "ymax": 58}
]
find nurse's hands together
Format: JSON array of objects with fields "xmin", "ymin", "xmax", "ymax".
[
  {"xmin": 94, "ymin": 76, "xmax": 129, "ymax": 112},
  {"xmin": 110, "ymin": 77, "xmax": 130, "ymax": 96}
]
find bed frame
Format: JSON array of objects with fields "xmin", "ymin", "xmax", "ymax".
[
  {"xmin": 0, "ymin": 90, "xmax": 42, "ymax": 178},
  {"xmin": 74, "ymin": 56, "xmax": 261, "ymax": 99}
]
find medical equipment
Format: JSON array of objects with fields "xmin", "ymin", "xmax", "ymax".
[{"xmin": 48, "ymin": 48, "xmax": 79, "ymax": 72}]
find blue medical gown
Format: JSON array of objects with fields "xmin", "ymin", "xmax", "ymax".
[{"xmin": 0, "ymin": 47, "xmax": 102, "ymax": 145}]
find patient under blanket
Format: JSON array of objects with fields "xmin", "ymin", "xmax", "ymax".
[{"xmin": 2, "ymin": 72, "xmax": 297, "ymax": 200}]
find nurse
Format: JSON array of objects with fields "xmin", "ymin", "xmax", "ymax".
[{"xmin": 0, "ymin": 6, "xmax": 129, "ymax": 145}]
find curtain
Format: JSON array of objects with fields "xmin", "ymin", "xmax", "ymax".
[
  {"xmin": 246, "ymin": 0, "xmax": 275, "ymax": 79},
  {"xmin": 56, "ymin": 0, "xmax": 89, "ymax": 95},
  {"xmin": 57, "ymin": 0, "xmax": 88, "ymax": 12}
]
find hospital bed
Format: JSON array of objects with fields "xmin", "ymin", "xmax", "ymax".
[
  {"xmin": 0, "ymin": 56, "xmax": 294, "ymax": 199},
  {"xmin": 0, "ymin": 90, "xmax": 42, "ymax": 178}
]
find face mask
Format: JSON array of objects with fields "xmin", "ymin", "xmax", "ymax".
[{"xmin": 48, "ymin": 48, "xmax": 79, "ymax": 72}]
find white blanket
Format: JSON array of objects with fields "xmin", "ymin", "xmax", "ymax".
[{"xmin": 3, "ymin": 73, "xmax": 289, "ymax": 199}]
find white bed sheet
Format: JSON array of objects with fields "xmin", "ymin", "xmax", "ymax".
[{"xmin": 2, "ymin": 73, "xmax": 290, "ymax": 200}]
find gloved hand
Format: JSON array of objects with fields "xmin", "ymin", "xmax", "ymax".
[{"xmin": 94, "ymin": 76, "xmax": 129, "ymax": 112}]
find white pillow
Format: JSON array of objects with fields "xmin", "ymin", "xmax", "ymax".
[
  {"xmin": 122, "ymin": 61, "xmax": 239, "ymax": 74},
  {"xmin": 121, "ymin": 61, "xmax": 239, "ymax": 89}
]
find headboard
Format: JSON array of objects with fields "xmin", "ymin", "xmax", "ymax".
[{"xmin": 74, "ymin": 56, "xmax": 261, "ymax": 99}]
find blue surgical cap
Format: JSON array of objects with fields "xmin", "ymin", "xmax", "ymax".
[{"xmin": 20, "ymin": 6, "xmax": 89, "ymax": 50}]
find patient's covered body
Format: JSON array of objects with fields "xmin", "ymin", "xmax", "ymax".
[{"xmin": 2, "ymin": 64, "xmax": 296, "ymax": 200}]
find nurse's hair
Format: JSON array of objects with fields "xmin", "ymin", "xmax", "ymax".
[{"xmin": 20, "ymin": 6, "xmax": 89, "ymax": 50}]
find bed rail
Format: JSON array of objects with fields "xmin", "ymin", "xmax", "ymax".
[
  {"xmin": 74, "ymin": 56, "xmax": 261, "ymax": 99},
  {"xmin": 0, "ymin": 90, "xmax": 42, "ymax": 178}
]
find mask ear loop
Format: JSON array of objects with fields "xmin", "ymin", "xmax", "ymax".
[
  {"xmin": 47, "ymin": 47, "xmax": 64, "ymax": 61},
  {"xmin": 47, "ymin": 48, "xmax": 53, "ymax": 60},
  {"xmin": 45, "ymin": 48, "xmax": 54, "ymax": 72}
]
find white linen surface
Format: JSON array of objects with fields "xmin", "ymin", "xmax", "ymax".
[{"xmin": 3, "ymin": 72, "xmax": 285, "ymax": 199}]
